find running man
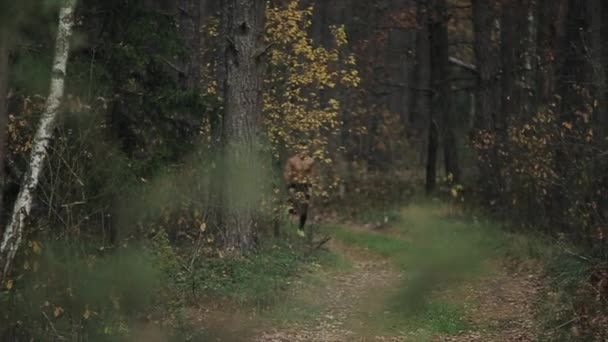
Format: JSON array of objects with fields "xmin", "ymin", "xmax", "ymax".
[{"xmin": 283, "ymin": 142, "xmax": 315, "ymax": 236}]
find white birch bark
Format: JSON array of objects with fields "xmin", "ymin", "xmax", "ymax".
[{"xmin": 0, "ymin": 0, "xmax": 77, "ymax": 281}]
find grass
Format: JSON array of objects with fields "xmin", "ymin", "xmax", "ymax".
[
  {"xmin": 179, "ymin": 202, "xmax": 602, "ymax": 340},
  {"xmin": 502, "ymin": 231, "xmax": 606, "ymax": 340},
  {"xmin": 190, "ymin": 238, "xmax": 343, "ymax": 308},
  {"xmin": 324, "ymin": 204, "xmax": 507, "ymax": 337}
]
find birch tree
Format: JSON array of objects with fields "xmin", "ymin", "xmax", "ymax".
[
  {"xmin": 0, "ymin": 0, "xmax": 77, "ymax": 282},
  {"xmin": 0, "ymin": 29, "xmax": 9, "ymax": 220}
]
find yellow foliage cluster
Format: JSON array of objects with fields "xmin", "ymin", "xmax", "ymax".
[
  {"xmin": 507, "ymin": 109, "xmax": 559, "ymax": 192},
  {"xmin": 198, "ymin": 1, "xmax": 361, "ymax": 175},
  {"xmin": 264, "ymin": 0, "xmax": 360, "ymax": 165},
  {"xmin": 499, "ymin": 99, "xmax": 602, "ymax": 230}
]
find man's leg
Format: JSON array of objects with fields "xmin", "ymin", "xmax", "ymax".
[
  {"xmin": 298, "ymin": 184, "xmax": 311, "ymax": 230},
  {"xmin": 287, "ymin": 184, "xmax": 297, "ymax": 215},
  {"xmin": 298, "ymin": 203, "xmax": 308, "ymax": 229}
]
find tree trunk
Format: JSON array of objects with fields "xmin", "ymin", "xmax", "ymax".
[
  {"xmin": 0, "ymin": 0, "xmax": 77, "ymax": 281},
  {"xmin": 472, "ymin": 0, "xmax": 500, "ymax": 130},
  {"xmin": 429, "ymin": 0, "xmax": 459, "ymax": 183},
  {"xmin": 0, "ymin": 30, "xmax": 9, "ymax": 223},
  {"xmin": 536, "ymin": 0, "xmax": 568, "ymax": 105},
  {"xmin": 472, "ymin": 0, "xmax": 502, "ymax": 199},
  {"xmin": 500, "ymin": 0, "xmax": 519, "ymax": 127},
  {"xmin": 586, "ymin": 0, "xmax": 605, "ymax": 128},
  {"xmin": 178, "ymin": 0, "xmax": 202, "ymax": 90},
  {"xmin": 411, "ymin": 0, "xmax": 432, "ymax": 168},
  {"xmin": 425, "ymin": 119, "xmax": 438, "ymax": 194},
  {"xmin": 522, "ymin": 0, "xmax": 537, "ymax": 110},
  {"xmin": 219, "ymin": 0, "xmax": 266, "ymax": 252}
]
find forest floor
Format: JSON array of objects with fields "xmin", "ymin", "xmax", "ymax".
[{"xmin": 189, "ymin": 205, "xmax": 546, "ymax": 342}]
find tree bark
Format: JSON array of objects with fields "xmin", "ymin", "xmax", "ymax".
[
  {"xmin": 536, "ymin": 0, "xmax": 568, "ymax": 105},
  {"xmin": 500, "ymin": 0, "xmax": 519, "ymax": 127},
  {"xmin": 410, "ymin": 0, "xmax": 431, "ymax": 142},
  {"xmin": 425, "ymin": 119, "xmax": 438, "ymax": 194},
  {"xmin": 586, "ymin": 0, "xmax": 606, "ymax": 129},
  {"xmin": 0, "ymin": 30, "xmax": 9, "ymax": 223},
  {"xmin": 411, "ymin": 0, "xmax": 433, "ymax": 171},
  {"xmin": 429, "ymin": 0, "xmax": 459, "ymax": 183},
  {"xmin": 472, "ymin": 0, "xmax": 500, "ymax": 131},
  {"xmin": 219, "ymin": 0, "xmax": 266, "ymax": 252},
  {"xmin": 0, "ymin": 0, "xmax": 77, "ymax": 282},
  {"xmin": 178, "ymin": 0, "xmax": 202, "ymax": 90},
  {"xmin": 472, "ymin": 0, "xmax": 502, "ymax": 200}
]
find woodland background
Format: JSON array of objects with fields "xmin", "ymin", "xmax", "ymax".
[{"xmin": 1, "ymin": 0, "xmax": 608, "ymax": 340}]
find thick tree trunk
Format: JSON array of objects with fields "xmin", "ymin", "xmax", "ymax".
[
  {"xmin": 219, "ymin": 0, "xmax": 266, "ymax": 252},
  {"xmin": 0, "ymin": 0, "xmax": 77, "ymax": 281},
  {"xmin": 0, "ymin": 30, "xmax": 9, "ymax": 222}
]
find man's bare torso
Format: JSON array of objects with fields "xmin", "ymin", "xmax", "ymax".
[{"xmin": 284, "ymin": 153, "xmax": 315, "ymax": 185}]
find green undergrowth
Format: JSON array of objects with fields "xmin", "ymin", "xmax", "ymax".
[
  {"xmin": 187, "ymin": 238, "xmax": 342, "ymax": 309},
  {"xmin": 504, "ymin": 232, "xmax": 607, "ymax": 341},
  {"xmin": 0, "ymin": 241, "xmax": 162, "ymax": 341},
  {"xmin": 366, "ymin": 300, "xmax": 470, "ymax": 340},
  {"xmin": 324, "ymin": 203, "xmax": 507, "ymax": 337}
]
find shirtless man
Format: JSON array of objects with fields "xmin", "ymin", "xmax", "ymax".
[{"xmin": 283, "ymin": 142, "xmax": 315, "ymax": 235}]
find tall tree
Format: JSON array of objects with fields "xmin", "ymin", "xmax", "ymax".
[
  {"xmin": 0, "ymin": 0, "xmax": 77, "ymax": 281},
  {"xmin": 472, "ymin": 0, "xmax": 502, "ymax": 199},
  {"xmin": 411, "ymin": 0, "xmax": 432, "ymax": 168},
  {"xmin": 219, "ymin": 0, "xmax": 266, "ymax": 251},
  {"xmin": 0, "ymin": 29, "xmax": 9, "ymax": 221},
  {"xmin": 500, "ymin": 0, "xmax": 519, "ymax": 127},
  {"xmin": 472, "ymin": 0, "xmax": 499, "ymax": 131},
  {"xmin": 536, "ymin": 0, "xmax": 568, "ymax": 105},
  {"xmin": 429, "ymin": 0, "xmax": 459, "ymax": 185},
  {"xmin": 586, "ymin": 0, "xmax": 606, "ymax": 130},
  {"xmin": 178, "ymin": 0, "xmax": 202, "ymax": 90}
]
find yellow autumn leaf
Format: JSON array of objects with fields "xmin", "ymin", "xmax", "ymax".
[
  {"xmin": 6, "ymin": 279, "xmax": 14, "ymax": 290},
  {"xmin": 83, "ymin": 308, "xmax": 91, "ymax": 320},
  {"xmin": 199, "ymin": 222, "xmax": 207, "ymax": 233}
]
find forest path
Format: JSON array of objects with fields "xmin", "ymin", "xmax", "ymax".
[
  {"xmin": 255, "ymin": 238, "xmax": 402, "ymax": 341},
  {"xmin": 254, "ymin": 205, "xmax": 544, "ymax": 341},
  {"xmin": 193, "ymin": 204, "xmax": 544, "ymax": 341}
]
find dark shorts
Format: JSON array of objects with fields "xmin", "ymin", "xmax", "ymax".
[
  {"xmin": 288, "ymin": 183, "xmax": 311, "ymax": 198},
  {"xmin": 287, "ymin": 183, "xmax": 311, "ymax": 229}
]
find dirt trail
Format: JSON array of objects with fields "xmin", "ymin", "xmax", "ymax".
[
  {"xmin": 196, "ymin": 208, "xmax": 545, "ymax": 341},
  {"xmin": 256, "ymin": 241, "xmax": 403, "ymax": 341}
]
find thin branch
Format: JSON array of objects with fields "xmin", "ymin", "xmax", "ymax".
[
  {"xmin": 376, "ymin": 80, "xmax": 433, "ymax": 94},
  {"xmin": 255, "ymin": 42, "xmax": 276, "ymax": 59},
  {"xmin": 313, "ymin": 235, "xmax": 332, "ymax": 250},
  {"xmin": 42, "ymin": 311, "xmax": 66, "ymax": 341},
  {"xmin": 549, "ymin": 317, "xmax": 579, "ymax": 332},
  {"xmin": 160, "ymin": 57, "xmax": 185, "ymax": 75},
  {"xmin": 449, "ymin": 56, "xmax": 477, "ymax": 72}
]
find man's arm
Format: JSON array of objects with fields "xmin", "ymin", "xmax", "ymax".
[{"xmin": 283, "ymin": 158, "xmax": 293, "ymax": 185}]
